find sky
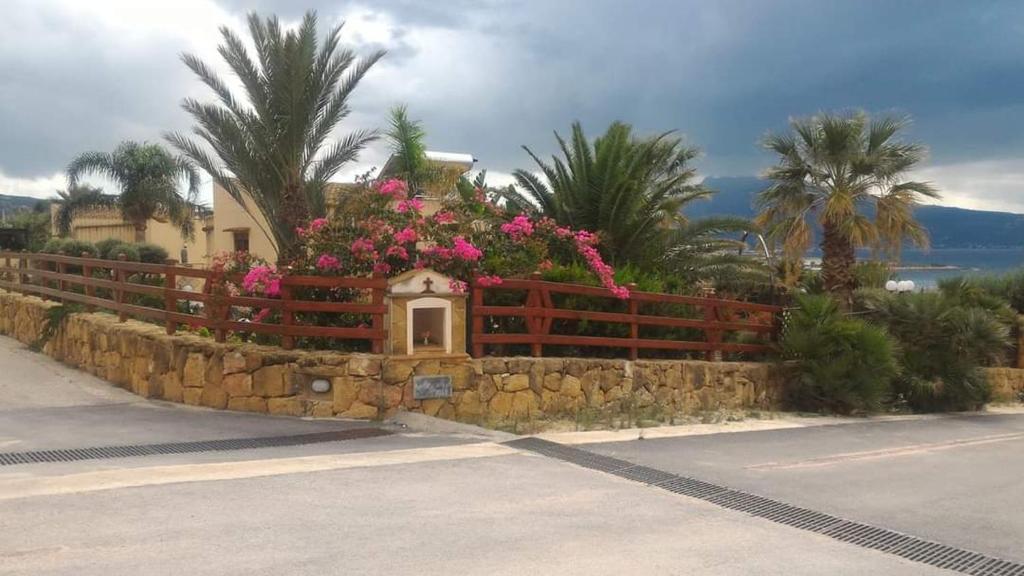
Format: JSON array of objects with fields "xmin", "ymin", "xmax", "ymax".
[{"xmin": 3, "ymin": 0, "xmax": 1024, "ymax": 212}]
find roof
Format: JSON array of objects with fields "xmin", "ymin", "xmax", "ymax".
[{"xmin": 380, "ymin": 150, "xmax": 476, "ymax": 179}]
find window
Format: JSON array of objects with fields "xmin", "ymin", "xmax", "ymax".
[{"xmin": 232, "ymin": 230, "xmax": 250, "ymax": 253}]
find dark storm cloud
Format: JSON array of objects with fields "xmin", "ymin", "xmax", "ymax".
[{"xmin": 4, "ymin": 0, "xmax": 1024, "ymax": 195}]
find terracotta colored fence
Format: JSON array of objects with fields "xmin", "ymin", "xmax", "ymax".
[
  {"xmin": 470, "ymin": 275, "xmax": 781, "ymax": 360},
  {"xmin": 0, "ymin": 251, "xmax": 387, "ymax": 353}
]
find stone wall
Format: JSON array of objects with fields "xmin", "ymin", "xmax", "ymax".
[
  {"xmin": 0, "ymin": 290, "xmax": 789, "ymax": 423},
  {"xmin": 984, "ymin": 367, "xmax": 1024, "ymax": 403}
]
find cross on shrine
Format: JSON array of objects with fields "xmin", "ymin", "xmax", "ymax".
[{"xmin": 421, "ymin": 277, "xmax": 435, "ymax": 293}]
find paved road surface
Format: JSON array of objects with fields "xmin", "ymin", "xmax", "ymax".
[{"xmin": 1, "ymin": 336, "xmax": 1020, "ymax": 575}]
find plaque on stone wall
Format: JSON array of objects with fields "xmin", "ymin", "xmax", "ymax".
[{"xmin": 413, "ymin": 375, "xmax": 453, "ymax": 400}]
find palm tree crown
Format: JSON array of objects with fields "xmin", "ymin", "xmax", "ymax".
[
  {"xmin": 167, "ymin": 11, "xmax": 384, "ymax": 262},
  {"xmin": 756, "ymin": 112, "xmax": 938, "ymax": 300},
  {"xmin": 65, "ymin": 141, "xmax": 200, "ymax": 242}
]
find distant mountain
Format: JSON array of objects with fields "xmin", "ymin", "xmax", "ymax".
[
  {"xmin": 0, "ymin": 194, "xmax": 45, "ymax": 215},
  {"xmin": 693, "ymin": 176, "xmax": 1024, "ymax": 249}
]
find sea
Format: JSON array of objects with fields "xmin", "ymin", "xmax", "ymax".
[{"xmin": 888, "ymin": 248, "xmax": 1024, "ymax": 289}]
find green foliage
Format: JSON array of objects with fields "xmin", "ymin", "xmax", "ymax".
[
  {"xmin": 385, "ymin": 105, "xmax": 433, "ymax": 194},
  {"xmin": 780, "ymin": 294, "xmax": 898, "ymax": 414},
  {"xmin": 100, "ymin": 241, "xmax": 140, "ymax": 262},
  {"xmin": 504, "ymin": 121, "xmax": 760, "ymax": 287},
  {"xmin": 65, "ymin": 142, "xmax": 200, "ymax": 241},
  {"xmin": 94, "ymin": 238, "xmax": 123, "ymax": 259},
  {"xmin": 4, "ymin": 209, "xmax": 51, "ymax": 251},
  {"xmin": 941, "ymin": 269, "xmax": 1024, "ymax": 314},
  {"xmin": 168, "ymin": 10, "xmax": 384, "ymax": 261},
  {"xmin": 136, "ymin": 242, "xmax": 169, "ymax": 264},
  {"xmin": 40, "ymin": 238, "xmax": 97, "ymax": 257},
  {"xmin": 859, "ymin": 289, "xmax": 1011, "ymax": 411},
  {"xmin": 854, "ymin": 261, "xmax": 894, "ymax": 290},
  {"xmin": 31, "ymin": 304, "xmax": 83, "ymax": 351}
]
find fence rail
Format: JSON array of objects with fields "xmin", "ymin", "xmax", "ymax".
[
  {"xmin": 0, "ymin": 251, "xmax": 387, "ymax": 353},
  {"xmin": 471, "ymin": 274, "xmax": 781, "ymax": 360}
]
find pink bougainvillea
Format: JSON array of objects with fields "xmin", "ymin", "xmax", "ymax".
[
  {"xmin": 350, "ymin": 237, "xmax": 376, "ymax": 260},
  {"xmin": 242, "ymin": 264, "xmax": 282, "ymax": 298},
  {"xmin": 572, "ymin": 231, "xmax": 629, "ymax": 299},
  {"xmin": 433, "ymin": 211, "xmax": 456, "ymax": 225},
  {"xmin": 315, "ymin": 253, "xmax": 341, "ymax": 271},
  {"xmin": 476, "ymin": 274, "xmax": 504, "ymax": 287},
  {"xmin": 451, "ymin": 236, "xmax": 483, "ymax": 262},
  {"xmin": 500, "ymin": 214, "xmax": 534, "ymax": 241},
  {"xmin": 385, "ymin": 245, "xmax": 409, "ymax": 260},
  {"xmin": 309, "ymin": 218, "xmax": 329, "ymax": 232},
  {"xmin": 448, "ymin": 279, "xmax": 469, "ymax": 294},
  {"xmin": 377, "ymin": 178, "xmax": 408, "ymax": 199},
  {"xmin": 395, "ymin": 198, "xmax": 424, "ymax": 213},
  {"xmin": 393, "ymin": 226, "xmax": 417, "ymax": 244},
  {"xmin": 373, "ymin": 262, "xmax": 392, "ymax": 275}
]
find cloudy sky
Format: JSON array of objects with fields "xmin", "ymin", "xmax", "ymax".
[{"xmin": 3, "ymin": 0, "xmax": 1024, "ymax": 212}]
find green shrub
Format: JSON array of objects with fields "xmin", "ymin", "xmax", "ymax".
[
  {"xmin": 94, "ymin": 238, "xmax": 124, "ymax": 259},
  {"xmin": 780, "ymin": 294, "xmax": 898, "ymax": 414},
  {"xmin": 939, "ymin": 270, "xmax": 1024, "ymax": 314},
  {"xmin": 136, "ymin": 242, "xmax": 169, "ymax": 264},
  {"xmin": 101, "ymin": 242, "xmax": 140, "ymax": 262},
  {"xmin": 39, "ymin": 238, "xmax": 96, "ymax": 257},
  {"xmin": 860, "ymin": 290, "xmax": 1010, "ymax": 411},
  {"xmin": 40, "ymin": 238, "xmax": 65, "ymax": 254}
]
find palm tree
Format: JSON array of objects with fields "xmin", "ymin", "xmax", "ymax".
[
  {"xmin": 757, "ymin": 112, "xmax": 937, "ymax": 302},
  {"xmin": 504, "ymin": 121, "xmax": 748, "ymax": 272},
  {"xmin": 53, "ymin": 184, "xmax": 114, "ymax": 238},
  {"xmin": 66, "ymin": 141, "xmax": 200, "ymax": 242},
  {"xmin": 167, "ymin": 11, "xmax": 384, "ymax": 262}
]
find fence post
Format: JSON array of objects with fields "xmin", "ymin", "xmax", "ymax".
[
  {"xmin": 627, "ymin": 283, "xmax": 638, "ymax": 361},
  {"xmin": 528, "ymin": 272, "xmax": 543, "ymax": 357},
  {"xmin": 471, "ymin": 277, "xmax": 484, "ymax": 358},
  {"xmin": 115, "ymin": 254, "xmax": 128, "ymax": 322},
  {"xmin": 370, "ymin": 272, "xmax": 384, "ymax": 354},
  {"xmin": 208, "ymin": 271, "xmax": 228, "ymax": 343},
  {"xmin": 704, "ymin": 302, "xmax": 722, "ymax": 361},
  {"xmin": 280, "ymin": 271, "xmax": 294, "ymax": 351},
  {"xmin": 82, "ymin": 252, "xmax": 95, "ymax": 312},
  {"xmin": 19, "ymin": 250, "xmax": 28, "ymax": 288},
  {"xmin": 56, "ymin": 251, "xmax": 67, "ymax": 303},
  {"xmin": 164, "ymin": 259, "xmax": 178, "ymax": 335}
]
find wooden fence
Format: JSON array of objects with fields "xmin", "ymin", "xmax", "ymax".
[
  {"xmin": 470, "ymin": 274, "xmax": 781, "ymax": 360},
  {"xmin": 0, "ymin": 251, "xmax": 781, "ymax": 361},
  {"xmin": 0, "ymin": 251, "xmax": 387, "ymax": 353}
]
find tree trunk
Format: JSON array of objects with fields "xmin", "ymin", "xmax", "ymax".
[
  {"xmin": 276, "ymin": 183, "xmax": 309, "ymax": 265},
  {"xmin": 133, "ymin": 222, "xmax": 147, "ymax": 243},
  {"xmin": 821, "ymin": 220, "xmax": 856, "ymax": 307}
]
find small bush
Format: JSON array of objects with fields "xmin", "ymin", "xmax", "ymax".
[
  {"xmin": 780, "ymin": 294, "xmax": 898, "ymax": 414},
  {"xmin": 61, "ymin": 239, "xmax": 97, "ymax": 258},
  {"xmin": 101, "ymin": 242, "xmax": 140, "ymax": 262},
  {"xmin": 40, "ymin": 238, "xmax": 65, "ymax": 254},
  {"xmin": 859, "ymin": 290, "xmax": 1010, "ymax": 411},
  {"xmin": 136, "ymin": 242, "xmax": 169, "ymax": 264},
  {"xmin": 94, "ymin": 238, "xmax": 124, "ymax": 259}
]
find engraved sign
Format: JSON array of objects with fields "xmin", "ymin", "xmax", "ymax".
[{"xmin": 413, "ymin": 375, "xmax": 453, "ymax": 400}]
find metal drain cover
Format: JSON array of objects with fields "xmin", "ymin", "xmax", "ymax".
[{"xmin": 0, "ymin": 428, "xmax": 389, "ymax": 466}]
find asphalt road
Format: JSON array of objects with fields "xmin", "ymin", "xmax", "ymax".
[
  {"xmin": 586, "ymin": 413, "xmax": 1024, "ymax": 561},
  {"xmin": 0, "ymin": 336, "xmax": 1019, "ymax": 574}
]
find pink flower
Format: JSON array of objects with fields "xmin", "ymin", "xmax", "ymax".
[
  {"xmin": 396, "ymin": 198, "xmax": 424, "ymax": 213},
  {"xmin": 241, "ymin": 264, "xmax": 282, "ymax": 298},
  {"xmin": 433, "ymin": 211, "xmax": 457, "ymax": 225},
  {"xmin": 316, "ymin": 253, "xmax": 341, "ymax": 271},
  {"xmin": 538, "ymin": 259, "xmax": 554, "ymax": 271},
  {"xmin": 448, "ymin": 279, "xmax": 469, "ymax": 294},
  {"xmin": 476, "ymin": 275, "xmax": 504, "ymax": 287},
  {"xmin": 393, "ymin": 226, "xmax": 417, "ymax": 244},
  {"xmin": 385, "ymin": 245, "xmax": 409, "ymax": 260},
  {"xmin": 350, "ymin": 237, "xmax": 376, "ymax": 260},
  {"xmin": 378, "ymin": 179, "xmax": 408, "ymax": 200},
  {"xmin": 451, "ymin": 236, "xmax": 482, "ymax": 262},
  {"xmin": 554, "ymin": 226, "xmax": 573, "ymax": 239},
  {"xmin": 373, "ymin": 262, "xmax": 392, "ymax": 275},
  {"xmin": 570, "ymin": 233, "xmax": 629, "ymax": 299},
  {"xmin": 295, "ymin": 226, "xmax": 306, "ymax": 237},
  {"xmin": 500, "ymin": 215, "xmax": 535, "ymax": 241},
  {"xmin": 309, "ymin": 218, "xmax": 329, "ymax": 232},
  {"xmin": 253, "ymin": 308, "xmax": 271, "ymax": 323},
  {"xmin": 424, "ymin": 245, "xmax": 452, "ymax": 260}
]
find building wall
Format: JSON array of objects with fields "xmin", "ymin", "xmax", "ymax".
[
  {"xmin": 211, "ymin": 182, "xmax": 278, "ymax": 263},
  {"xmin": 51, "ymin": 205, "xmax": 211, "ymax": 265}
]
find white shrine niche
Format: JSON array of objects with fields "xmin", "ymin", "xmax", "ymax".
[{"xmin": 386, "ymin": 269, "xmax": 467, "ymax": 357}]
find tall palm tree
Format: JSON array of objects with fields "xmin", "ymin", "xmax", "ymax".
[
  {"xmin": 757, "ymin": 112, "xmax": 937, "ymax": 302},
  {"xmin": 53, "ymin": 184, "xmax": 113, "ymax": 238},
  {"xmin": 504, "ymin": 121, "xmax": 747, "ymax": 271},
  {"xmin": 65, "ymin": 141, "xmax": 200, "ymax": 242},
  {"xmin": 167, "ymin": 11, "xmax": 384, "ymax": 262}
]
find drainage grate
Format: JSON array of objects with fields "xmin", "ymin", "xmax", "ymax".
[
  {"xmin": 0, "ymin": 428, "xmax": 390, "ymax": 466},
  {"xmin": 506, "ymin": 437, "xmax": 1024, "ymax": 575}
]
